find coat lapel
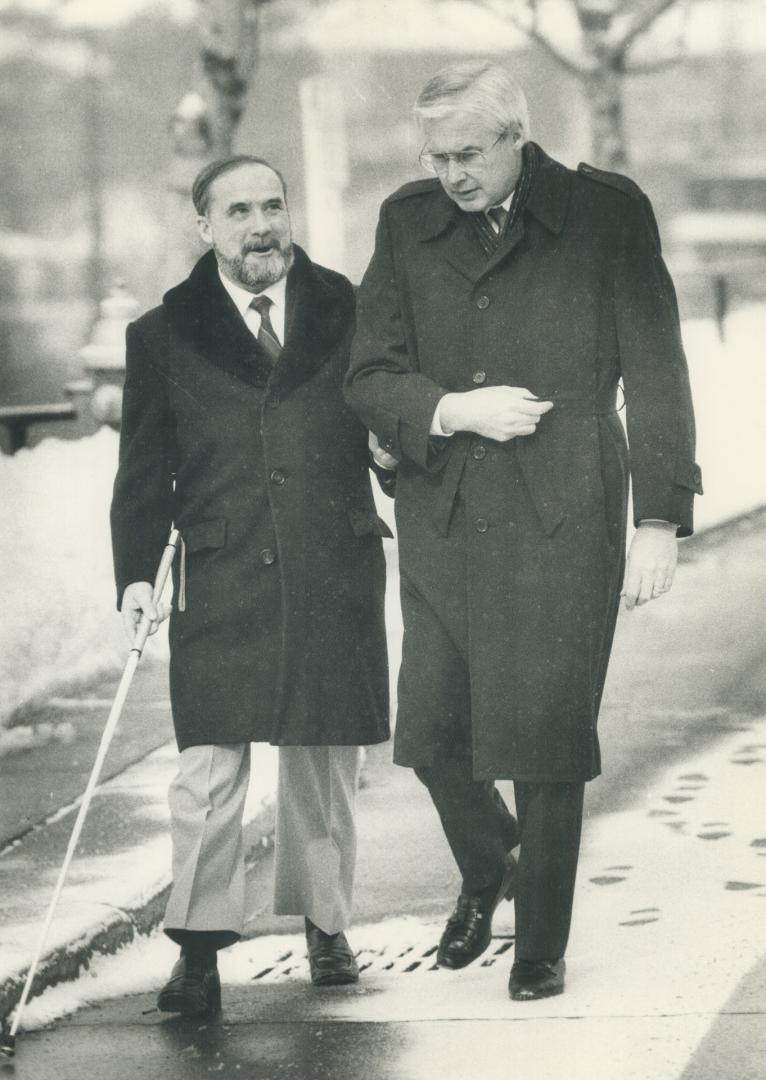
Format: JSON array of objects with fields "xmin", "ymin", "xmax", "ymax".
[
  {"xmin": 162, "ymin": 250, "xmax": 272, "ymax": 387},
  {"xmin": 268, "ymin": 247, "xmax": 355, "ymax": 403},
  {"xmin": 162, "ymin": 247, "xmax": 353, "ymax": 398},
  {"xmin": 417, "ymin": 191, "xmax": 487, "ymax": 284},
  {"xmin": 415, "ymin": 144, "xmax": 572, "ymax": 285}
]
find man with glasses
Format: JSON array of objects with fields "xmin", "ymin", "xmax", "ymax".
[{"xmin": 346, "ymin": 61, "xmax": 700, "ymax": 1001}]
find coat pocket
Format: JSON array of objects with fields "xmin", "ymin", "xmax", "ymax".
[
  {"xmin": 182, "ymin": 518, "xmax": 228, "ymax": 553},
  {"xmin": 175, "ymin": 519, "xmax": 227, "ymax": 614},
  {"xmin": 347, "ymin": 506, "xmax": 394, "ymax": 539}
]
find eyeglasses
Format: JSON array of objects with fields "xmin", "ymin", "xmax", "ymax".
[{"xmin": 419, "ymin": 131, "xmax": 508, "ymax": 175}]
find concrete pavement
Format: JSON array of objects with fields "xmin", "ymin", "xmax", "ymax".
[
  {"xmin": 2, "ymin": 513, "xmax": 766, "ymax": 1077},
  {"xmin": 8, "ymin": 714, "xmax": 766, "ymax": 1079}
]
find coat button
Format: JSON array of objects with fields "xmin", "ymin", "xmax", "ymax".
[
  {"xmin": 260, "ymin": 548, "xmax": 277, "ymax": 565},
  {"xmin": 472, "ymin": 370, "xmax": 487, "ymax": 385},
  {"xmin": 472, "ymin": 444, "xmax": 486, "ymax": 460},
  {"xmin": 381, "ymin": 437, "xmax": 394, "ymax": 451},
  {"xmin": 474, "ymin": 517, "xmax": 489, "ymax": 533},
  {"xmin": 476, "ymin": 295, "xmax": 490, "ymax": 310},
  {"xmin": 270, "ymin": 469, "xmax": 286, "ymax": 486}
]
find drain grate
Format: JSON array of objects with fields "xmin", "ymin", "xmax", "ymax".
[{"xmin": 249, "ymin": 934, "xmax": 515, "ymax": 982}]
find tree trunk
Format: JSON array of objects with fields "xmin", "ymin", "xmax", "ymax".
[
  {"xmin": 162, "ymin": 0, "xmax": 259, "ymax": 290},
  {"xmin": 581, "ymin": 63, "xmax": 628, "ymax": 170},
  {"xmin": 199, "ymin": 0, "xmax": 259, "ymax": 157}
]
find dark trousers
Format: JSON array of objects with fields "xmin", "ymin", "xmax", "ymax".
[{"xmin": 416, "ymin": 758, "xmax": 584, "ymax": 961}]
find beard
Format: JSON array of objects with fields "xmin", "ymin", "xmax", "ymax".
[{"xmin": 220, "ymin": 238, "xmax": 295, "ymax": 291}]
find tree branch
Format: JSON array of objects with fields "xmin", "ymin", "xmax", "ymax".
[
  {"xmin": 624, "ymin": 45, "xmax": 687, "ymax": 74},
  {"xmin": 619, "ymin": 0, "xmax": 683, "ymax": 50},
  {"xmin": 470, "ymin": 0, "xmax": 592, "ymax": 76}
]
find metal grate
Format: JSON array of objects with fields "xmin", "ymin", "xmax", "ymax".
[{"xmin": 250, "ymin": 935, "xmax": 515, "ymax": 982}]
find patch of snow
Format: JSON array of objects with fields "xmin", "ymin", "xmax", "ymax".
[
  {"xmin": 0, "ymin": 721, "xmax": 75, "ymax": 760},
  {"xmin": 682, "ymin": 303, "xmax": 766, "ymax": 529},
  {"xmin": 0, "ymin": 427, "xmax": 168, "ymax": 732}
]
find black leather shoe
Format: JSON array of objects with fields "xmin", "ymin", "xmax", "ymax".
[
  {"xmin": 509, "ymin": 958, "xmax": 566, "ymax": 1001},
  {"xmin": 305, "ymin": 923, "xmax": 359, "ymax": 987},
  {"xmin": 157, "ymin": 953, "xmax": 221, "ymax": 1016},
  {"xmin": 437, "ymin": 858, "xmax": 517, "ymax": 970}
]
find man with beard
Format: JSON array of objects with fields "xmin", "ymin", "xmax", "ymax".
[
  {"xmin": 111, "ymin": 156, "xmax": 391, "ymax": 1014},
  {"xmin": 346, "ymin": 62, "xmax": 700, "ymax": 1001}
]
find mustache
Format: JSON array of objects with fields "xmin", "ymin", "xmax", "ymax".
[{"xmin": 242, "ymin": 238, "xmax": 282, "ymax": 254}]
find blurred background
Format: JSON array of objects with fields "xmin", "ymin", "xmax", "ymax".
[{"xmin": 1, "ymin": 0, "xmax": 765, "ymax": 746}]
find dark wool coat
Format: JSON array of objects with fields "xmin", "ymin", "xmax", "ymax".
[
  {"xmin": 111, "ymin": 247, "xmax": 391, "ymax": 751},
  {"xmin": 345, "ymin": 146, "xmax": 701, "ymax": 782}
]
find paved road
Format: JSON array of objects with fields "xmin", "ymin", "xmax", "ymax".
[{"xmin": 6, "ymin": 523, "xmax": 766, "ymax": 1079}]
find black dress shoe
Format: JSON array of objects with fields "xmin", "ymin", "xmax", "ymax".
[
  {"xmin": 509, "ymin": 958, "xmax": 566, "ymax": 1001},
  {"xmin": 305, "ymin": 922, "xmax": 359, "ymax": 987},
  {"xmin": 437, "ymin": 858, "xmax": 517, "ymax": 970},
  {"xmin": 157, "ymin": 953, "xmax": 221, "ymax": 1016}
]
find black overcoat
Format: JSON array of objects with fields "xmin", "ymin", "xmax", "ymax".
[
  {"xmin": 346, "ymin": 146, "xmax": 701, "ymax": 782},
  {"xmin": 111, "ymin": 247, "xmax": 391, "ymax": 751}
]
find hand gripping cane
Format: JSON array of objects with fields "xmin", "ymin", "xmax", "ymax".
[{"xmin": 0, "ymin": 529, "xmax": 180, "ymax": 1059}]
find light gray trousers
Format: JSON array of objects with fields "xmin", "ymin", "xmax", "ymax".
[{"xmin": 163, "ymin": 743, "xmax": 362, "ymax": 939}]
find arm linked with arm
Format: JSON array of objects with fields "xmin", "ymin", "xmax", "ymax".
[{"xmin": 344, "ymin": 202, "xmax": 451, "ymax": 472}]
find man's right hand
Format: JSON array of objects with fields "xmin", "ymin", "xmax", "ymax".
[
  {"xmin": 438, "ymin": 386, "xmax": 553, "ymax": 441},
  {"xmin": 121, "ymin": 581, "xmax": 171, "ymax": 645}
]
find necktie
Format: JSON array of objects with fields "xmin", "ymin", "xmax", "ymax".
[
  {"xmin": 487, "ymin": 205, "xmax": 509, "ymax": 235},
  {"xmin": 249, "ymin": 294, "xmax": 282, "ymax": 364}
]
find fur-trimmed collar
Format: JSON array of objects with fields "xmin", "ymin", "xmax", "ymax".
[{"xmin": 162, "ymin": 245, "xmax": 355, "ymax": 401}]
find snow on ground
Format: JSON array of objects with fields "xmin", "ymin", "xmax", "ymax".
[
  {"xmin": 0, "ymin": 303, "xmax": 763, "ymax": 736},
  {"xmin": 0, "ymin": 740, "xmax": 278, "ymax": 998},
  {"xmin": 684, "ymin": 304, "xmax": 766, "ymax": 530},
  {"xmin": 0, "ymin": 427, "xmax": 167, "ymax": 742},
  {"xmin": 17, "ymin": 716, "xmax": 766, "ymax": 1080}
]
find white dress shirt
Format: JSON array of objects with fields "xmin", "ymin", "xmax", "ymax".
[{"xmin": 218, "ymin": 269, "xmax": 288, "ymax": 346}]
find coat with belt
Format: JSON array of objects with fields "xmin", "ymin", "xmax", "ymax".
[
  {"xmin": 111, "ymin": 246, "xmax": 391, "ymax": 751},
  {"xmin": 345, "ymin": 145, "xmax": 701, "ymax": 782}
]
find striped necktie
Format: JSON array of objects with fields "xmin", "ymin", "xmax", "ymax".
[
  {"xmin": 249, "ymin": 294, "xmax": 282, "ymax": 364},
  {"xmin": 487, "ymin": 205, "xmax": 509, "ymax": 235}
]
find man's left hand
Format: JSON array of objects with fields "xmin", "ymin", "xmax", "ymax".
[
  {"xmin": 621, "ymin": 522, "xmax": 678, "ymax": 611},
  {"xmin": 369, "ymin": 430, "xmax": 398, "ymax": 471}
]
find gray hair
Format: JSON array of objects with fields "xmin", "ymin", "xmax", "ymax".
[
  {"xmin": 414, "ymin": 60, "xmax": 531, "ymax": 142},
  {"xmin": 192, "ymin": 155, "xmax": 288, "ymax": 216}
]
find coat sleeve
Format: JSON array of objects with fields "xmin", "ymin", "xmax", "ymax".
[
  {"xmin": 344, "ymin": 201, "xmax": 451, "ymax": 472},
  {"xmin": 110, "ymin": 321, "xmax": 176, "ymax": 608},
  {"xmin": 615, "ymin": 193, "xmax": 702, "ymax": 537}
]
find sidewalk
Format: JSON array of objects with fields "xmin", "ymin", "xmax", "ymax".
[
  {"xmin": 10, "ymin": 699, "xmax": 766, "ymax": 1080},
  {"xmin": 2, "ymin": 513, "xmax": 766, "ymax": 1072},
  {"xmin": 0, "ymin": 660, "xmax": 278, "ymax": 1022}
]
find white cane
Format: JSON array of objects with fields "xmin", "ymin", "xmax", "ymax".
[{"xmin": 1, "ymin": 528, "xmax": 180, "ymax": 1059}]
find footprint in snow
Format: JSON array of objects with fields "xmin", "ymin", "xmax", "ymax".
[
  {"xmin": 697, "ymin": 824, "xmax": 732, "ymax": 840},
  {"xmin": 620, "ymin": 906, "xmax": 660, "ymax": 927},
  {"xmin": 730, "ymin": 747, "xmax": 764, "ymax": 766},
  {"xmin": 590, "ymin": 865, "xmax": 632, "ymax": 885}
]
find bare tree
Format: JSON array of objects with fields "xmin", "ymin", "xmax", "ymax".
[
  {"xmin": 165, "ymin": 0, "xmax": 263, "ymax": 282},
  {"xmin": 473, "ymin": 0, "xmax": 695, "ymax": 168}
]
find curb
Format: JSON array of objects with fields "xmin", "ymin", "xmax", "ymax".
[{"xmin": 0, "ymin": 784, "xmax": 276, "ymax": 1025}]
